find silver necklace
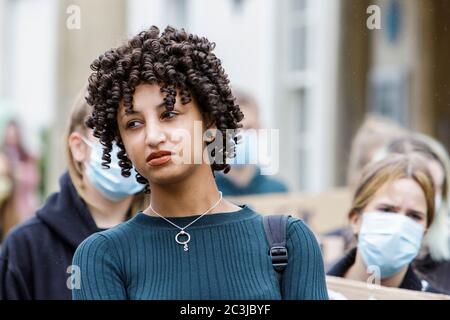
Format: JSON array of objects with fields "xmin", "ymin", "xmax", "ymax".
[{"xmin": 149, "ymin": 191, "xmax": 223, "ymax": 252}]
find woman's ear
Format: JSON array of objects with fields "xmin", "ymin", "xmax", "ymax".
[
  {"xmin": 69, "ymin": 132, "xmax": 89, "ymax": 163},
  {"xmin": 349, "ymin": 210, "xmax": 362, "ymax": 236}
]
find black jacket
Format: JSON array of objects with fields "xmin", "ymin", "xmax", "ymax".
[
  {"xmin": 413, "ymin": 253, "xmax": 450, "ymax": 294},
  {"xmin": 327, "ymin": 247, "xmax": 442, "ymax": 294},
  {"xmin": 0, "ymin": 172, "xmax": 101, "ymax": 300}
]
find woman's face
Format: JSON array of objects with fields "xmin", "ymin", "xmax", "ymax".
[
  {"xmin": 117, "ymin": 84, "xmax": 209, "ymax": 186},
  {"xmin": 352, "ymin": 178, "xmax": 428, "ymax": 233}
]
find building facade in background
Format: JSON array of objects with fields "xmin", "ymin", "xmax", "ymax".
[{"xmin": 0, "ymin": 0, "xmax": 449, "ymax": 197}]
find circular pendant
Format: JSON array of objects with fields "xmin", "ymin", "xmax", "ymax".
[{"xmin": 175, "ymin": 230, "xmax": 191, "ymax": 249}]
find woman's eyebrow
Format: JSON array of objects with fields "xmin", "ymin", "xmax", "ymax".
[
  {"xmin": 376, "ymin": 203, "xmax": 399, "ymax": 210},
  {"xmin": 375, "ymin": 201, "xmax": 394, "ymax": 207},
  {"xmin": 120, "ymin": 101, "xmax": 169, "ymax": 119},
  {"xmin": 120, "ymin": 110, "xmax": 138, "ymax": 118},
  {"xmin": 127, "ymin": 101, "xmax": 167, "ymax": 112}
]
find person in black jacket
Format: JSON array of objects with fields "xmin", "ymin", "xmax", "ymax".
[
  {"xmin": 327, "ymin": 154, "xmax": 442, "ymax": 294},
  {"xmin": 0, "ymin": 90, "xmax": 147, "ymax": 299}
]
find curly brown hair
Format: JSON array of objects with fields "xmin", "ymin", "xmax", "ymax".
[{"xmin": 85, "ymin": 26, "xmax": 244, "ymax": 191}]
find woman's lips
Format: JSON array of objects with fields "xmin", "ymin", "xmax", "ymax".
[{"xmin": 148, "ymin": 155, "xmax": 172, "ymax": 166}]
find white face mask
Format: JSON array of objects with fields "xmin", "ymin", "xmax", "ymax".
[{"xmin": 358, "ymin": 211, "xmax": 425, "ymax": 279}]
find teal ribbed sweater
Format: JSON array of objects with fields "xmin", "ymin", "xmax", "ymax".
[{"xmin": 72, "ymin": 206, "xmax": 328, "ymax": 300}]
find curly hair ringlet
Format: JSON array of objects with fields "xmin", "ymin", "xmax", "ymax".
[{"xmin": 85, "ymin": 25, "xmax": 244, "ymax": 193}]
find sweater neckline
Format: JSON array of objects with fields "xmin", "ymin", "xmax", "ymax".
[{"xmin": 130, "ymin": 204, "xmax": 257, "ymax": 229}]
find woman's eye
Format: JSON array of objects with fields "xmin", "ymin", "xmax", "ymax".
[
  {"xmin": 126, "ymin": 120, "xmax": 142, "ymax": 129},
  {"xmin": 408, "ymin": 213, "xmax": 422, "ymax": 221},
  {"xmin": 161, "ymin": 111, "xmax": 178, "ymax": 120}
]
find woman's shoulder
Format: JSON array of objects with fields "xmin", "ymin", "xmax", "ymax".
[
  {"xmin": 75, "ymin": 220, "xmax": 137, "ymax": 256},
  {"xmin": 284, "ymin": 216, "xmax": 321, "ymax": 248},
  {"xmin": 73, "ymin": 231, "xmax": 118, "ymax": 267},
  {"xmin": 256, "ymin": 213, "xmax": 319, "ymax": 248},
  {"xmin": 75, "ymin": 232, "xmax": 109, "ymax": 253},
  {"xmin": 2, "ymin": 217, "xmax": 47, "ymax": 251},
  {"xmin": 0, "ymin": 217, "xmax": 59, "ymax": 275},
  {"xmin": 267, "ymin": 215, "xmax": 315, "ymax": 238}
]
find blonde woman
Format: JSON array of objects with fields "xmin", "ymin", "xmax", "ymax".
[
  {"xmin": 0, "ymin": 90, "xmax": 147, "ymax": 299},
  {"xmin": 328, "ymin": 154, "xmax": 440, "ymax": 293}
]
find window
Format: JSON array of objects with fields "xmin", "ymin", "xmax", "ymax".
[{"xmin": 275, "ymin": 0, "xmax": 340, "ymax": 192}]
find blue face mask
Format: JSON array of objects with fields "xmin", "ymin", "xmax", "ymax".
[
  {"xmin": 83, "ymin": 137, "xmax": 145, "ymax": 202},
  {"xmin": 358, "ymin": 211, "xmax": 424, "ymax": 279},
  {"xmin": 231, "ymin": 130, "xmax": 260, "ymax": 166}
]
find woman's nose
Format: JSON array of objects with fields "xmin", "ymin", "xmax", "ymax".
[{"xmin": 144, "ymin": 121, "xmax": 167, "ymax": 147}]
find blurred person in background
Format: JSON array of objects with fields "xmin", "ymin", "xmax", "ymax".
[
  {"xmin": 215, "ymin": 90, "xmax": 288, "ymax": 196},
  {"xmin": 321, "ymin": 114, "xmax": 408, "ymax": 266},
  {"xmin": 382, "ymin": 134, "xmax": 450, "ymax": 293},
  {"xmin": 327, "ymin": 154, "xmax": 441, "ymax": 293},
  {"xmin": 0, "ymin": 120, "xmax": 40, "ymax": 222},
  {"xmin": 0, "ymin": 90, "xmax": 147, "ymax": 299},
  {"xmin": 0, "ymin": 153, "xmax": 17, "ymax": 243},
  {"xmin": 346, "ymin": 114, "xmax": 409, "ymax": 188}
]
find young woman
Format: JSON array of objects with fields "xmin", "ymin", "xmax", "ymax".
[
  {"xmin": 0, "ymin": 91, "xmax": 146, "ymax": 299},
  {"xmin": 72, "ymin": 26, "xmax": 328, "ymax": 300},
  {"xmin": 384, "ymin": 134, "xmax": 450, "ymax": 293},
  {"xmin": 328, "ymin": 154, "xmax": 439, "ymax": 292}
]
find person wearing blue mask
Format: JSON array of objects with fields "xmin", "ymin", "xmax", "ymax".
[
  {"xmin": 215, "ymin": 90, "xmax": 288, "ymax": 196},
  {"xmin": 0, "ymin": 90, "xmax": 147, "ymax": 299},
  {"xmin": 328, "ymin": 154, "xmax": 442, "ymax": 293}
]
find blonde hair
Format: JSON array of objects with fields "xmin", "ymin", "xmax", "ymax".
[
  {"xmin": 347, "ymin": 114, "xmax": 408, "ymax": 187},
  {"xmin": 382, "ymin": 133, "xmax": 450, "ymax": 261},
  {"xmin": 65, "ymin": 88, "xmax": 147, "ymax": 215},
  {"xmin": 349, "ymin": 154, "xmax": 435, "ymax": 228}
]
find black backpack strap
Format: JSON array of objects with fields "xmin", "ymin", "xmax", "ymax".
[{"xmin": 263, "ymin": 214, "xmax": 291, "ymax": 290}]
